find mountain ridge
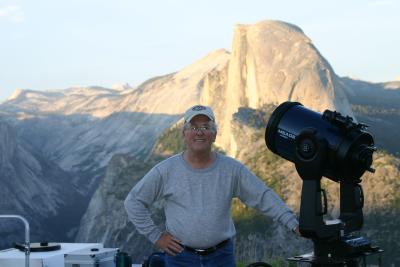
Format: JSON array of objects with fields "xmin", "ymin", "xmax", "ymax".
[
  {"xmin": 0, "ymin": 119, "xmax": 85, "ymax": 248},
  {"xmin": 0, "ymin": 19, "xmax": 398, "ymax": 265},
  {"xmin": 75, "ymin": 105, "xmax": 399, "ymax": 264}
]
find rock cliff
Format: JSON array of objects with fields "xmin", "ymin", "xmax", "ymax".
[
  {"xmin": 2, "ymin": 19, "xmax": 398, "ymax": 265},
  {"xmin": 0, "ymin": 119, "xmax": 83, "ymax": 247},
  {"xmin": 76, "ymin": 106, "xmax": 399, "ymax": 264},
  {"xmin": 1, "ymin": 20, "xmax": 356, "ymax": 167},
  {"xmin": 207, "ymin": 21, "xmax": 353, "ymax": 155}
]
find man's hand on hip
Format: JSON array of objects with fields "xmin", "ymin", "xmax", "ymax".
[{"xmin": 156, "ymin": 232, "xmax": 184, "ymax": 256}]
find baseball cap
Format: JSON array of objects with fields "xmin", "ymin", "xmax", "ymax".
[{"xmin": 184, "ymin": 105, "xmax": 215, "ymax": 123}]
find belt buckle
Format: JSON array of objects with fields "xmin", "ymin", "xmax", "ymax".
[{"xmin": 194, "ymin": 248, "xmax": 206, "ymax": 254}]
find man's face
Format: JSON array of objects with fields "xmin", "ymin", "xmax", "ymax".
[{"xmin": 182, "ymin": 115, "xmax": 216, "ymax": 154}]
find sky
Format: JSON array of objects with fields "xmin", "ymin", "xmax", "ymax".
[{"xmin": 1, "ymin": 0, "xmax": 399, "ymax": 102}]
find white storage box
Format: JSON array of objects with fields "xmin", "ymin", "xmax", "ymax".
[
  {"xmin": 0, "ymin": 243, "xmax": 103, "ymax": 267},
  {"xmin": 64, "ymin": 247, "xmax": 119, "ymax": 267}
]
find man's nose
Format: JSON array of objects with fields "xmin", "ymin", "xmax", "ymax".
[{"xmin": 195, "ymin": 129, "xmax": 205, "ymax": 135}]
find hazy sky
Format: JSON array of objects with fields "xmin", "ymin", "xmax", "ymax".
[{"xmin": 1, "ymin": 0, "xmax": 399, "ymax": 102}]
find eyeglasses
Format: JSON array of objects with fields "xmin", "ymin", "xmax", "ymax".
[{"xmin": 185, "ymin": 125, "xmax": 213, "ymax": 133}]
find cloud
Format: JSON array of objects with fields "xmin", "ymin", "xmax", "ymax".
[{"xmin": 0, "ymin": 5, "xmax": 24, "ymax": 23}]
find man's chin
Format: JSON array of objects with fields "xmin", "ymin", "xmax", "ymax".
[{"xmin": 190, "ymin": 145, "xmax": 212, "ymax": 154}]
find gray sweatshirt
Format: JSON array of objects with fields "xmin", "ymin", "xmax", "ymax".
[{"xmin": 124, "ymin": 152, "xmax": 298, "ymax": 248}]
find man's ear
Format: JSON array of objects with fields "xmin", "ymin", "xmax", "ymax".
[{"xmin": 212, "ymin": 132, "xmax": 217, "ymax": 142}]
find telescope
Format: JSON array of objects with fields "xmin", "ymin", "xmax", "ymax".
[{"xmin": 265, "ymin": 101, "xmax": 382, "ymax": 266}]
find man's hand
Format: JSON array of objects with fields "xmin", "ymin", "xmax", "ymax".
[
  {"xmin": 155, "ymin": 232, "xmax": 184, "ymax": 256},
  {"xmin": 293, "ymin": 225, "xmax": 301, "ymax": 237}
]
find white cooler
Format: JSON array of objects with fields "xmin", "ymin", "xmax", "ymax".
[
  {"xmin": 0, "ymin": 243, "xmax": 103, "ymax": 267},
  {"xmin": 64, "ymin": 247, "xmax": 119, "ymax": 267}
]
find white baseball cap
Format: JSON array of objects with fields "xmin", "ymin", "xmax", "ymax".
[{"xmin": 184, "ymin": 105, "xmax": 215, "ymax": 123}]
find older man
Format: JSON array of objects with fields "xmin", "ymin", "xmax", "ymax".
[{"xmin": 124, "ymin": 105, "xmax": 299, "ymax": 267}]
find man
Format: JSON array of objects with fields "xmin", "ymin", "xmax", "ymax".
[{"xmin": 124, "ymin": 105, "xmax": 299, "ymax": 267}]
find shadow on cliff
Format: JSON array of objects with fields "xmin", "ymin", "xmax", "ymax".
[{"xmin": 0, "ymin": 110, "xmax": 181, "ymax": 250}]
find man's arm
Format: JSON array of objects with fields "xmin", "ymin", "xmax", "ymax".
[
  {"xmin": 124, "ymin": 166, "xmax": 184, "ymax": 254},
  {"xmin": 124, "ymin": 167, "xmax": 164, "ymax": 244},
  {"xmin": 234, "ymin": 165, "xmax": 299, "ymax": 232}
]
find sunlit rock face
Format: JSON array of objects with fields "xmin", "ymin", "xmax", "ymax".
[
  {"xmin": 1, "ymin": 20, "xmax": 354, "ymax": 172},
  {"xmin": 202, "ymin": 20, "xmax": 353, "ymax": 156},
  {"xmin": 1, "ymin": 19, "xmax": 358, "ymax": 257}
]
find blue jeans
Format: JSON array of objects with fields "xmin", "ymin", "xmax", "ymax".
[{"xmin": 165, "ymin": 239, "xmax": 236, "ymax": 267}]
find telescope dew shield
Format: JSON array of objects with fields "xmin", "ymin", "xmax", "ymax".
[{"xmin": 265, "ymin": 101, "xmax": 375, "ymax": 182}]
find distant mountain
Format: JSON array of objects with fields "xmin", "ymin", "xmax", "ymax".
[
  {"xmin": 0, "ymin": 19, "xmax": 398, "ymax": 265},
  {"xmin": 0, "ymin": 21, "xmax": 355, "ymax": 164},
  {"xmin": 201, "ymin": 20, "xmax": 353, "ymax": 155},
  {"xmin": 0, "ymin": 49, "xmax": 229, "ymax": 193},
  {"xmin": 0, "ymin": 48, "xmax": 230, "ymax": 249},
  {"xmin": 0, "ymin": 119, "xmax": 84, "ymax": 247},
  {"xmin": 340, "ymin": 77, "xmax": 400, "ymax": 108},
  {"xmin": 0, "ymin": 19, "xmax": 356, "ymax": 215},
  {"xmin": 340, "ymin": 77, "xmax": 400, "ymax": 155},
  {"xmin": 76, "ymin": 107, "xmax": 399, "ymax": 264}
]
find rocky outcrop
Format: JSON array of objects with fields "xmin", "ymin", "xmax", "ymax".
[
  {"xmin": 0, "ymin": 120, "xmax": 84, "ymax": 248},
  {"xmin": 1, "ymin": 21, "xmax": 357, "ymax": 170},
  {"xmin": 340, "ymin": 76, "xmax": 400, "ymax": 155},
  {"xmin": 75, "ymin": 154, "xmax": 164, "ymax": 262},
  {"xmin": 1, "ymin": 19, "xmax": 382, "ymax": 262},
  {"xmin": 0, "ymin": 49, "xmax": 230, "ymax": 194},
  {"xmin": 213, "ymin": 21, "xmax": 353, "ymax": 155},
  {"xmin": 0, "ymin": 120, "xmax": 17, "ymax": 168},
  {"xmin": 75, "ymin": 107, "xmax": 400, "ymax": 264}
]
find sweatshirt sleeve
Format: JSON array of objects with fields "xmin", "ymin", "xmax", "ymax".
[
  {"xmin": 234, "ymin": 164, "xmax": 298, "ymax": 232},
  {"xmin": 124, "ymin": 166, "xmax": 164, "ymax": 244}
]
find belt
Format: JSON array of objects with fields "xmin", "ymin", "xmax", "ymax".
[{"xmin": 184, "ymin": 239, "xmax": 230, "ymax": 256}]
